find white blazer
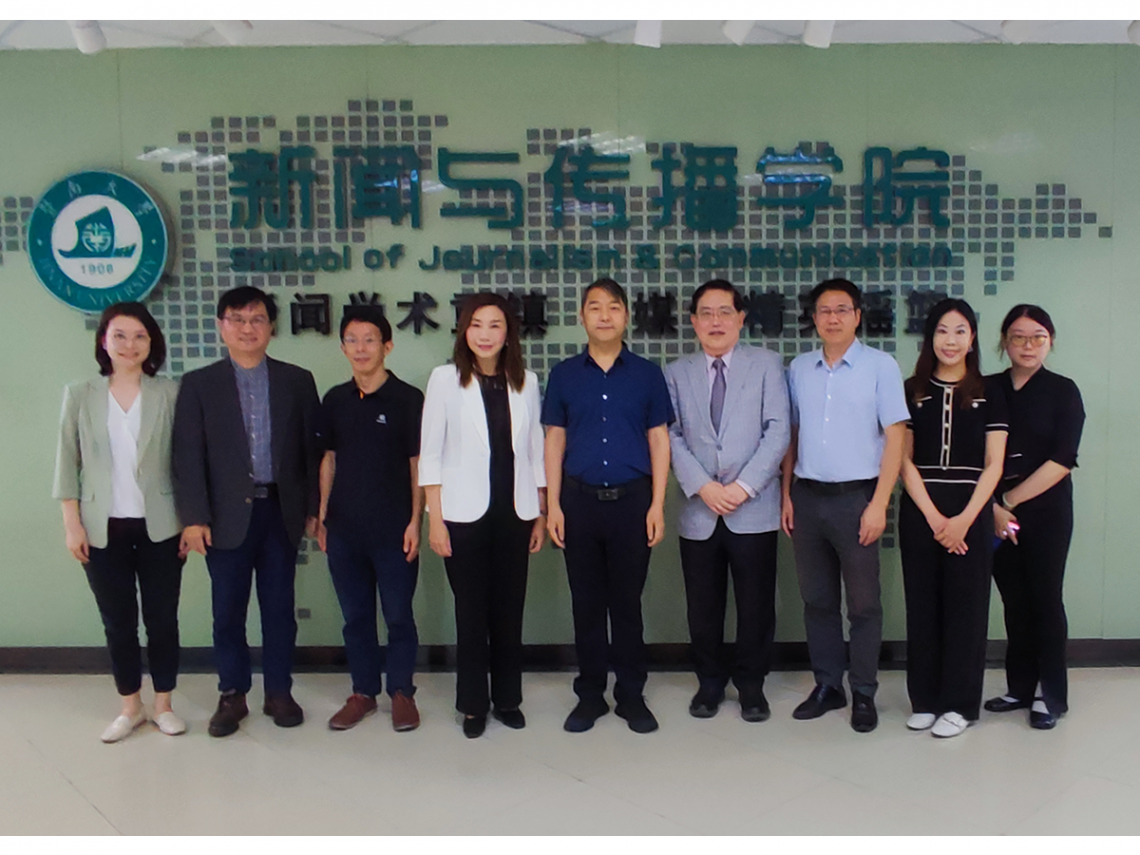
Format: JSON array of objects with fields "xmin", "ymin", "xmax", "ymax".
[{"xmin": 418, "ymin": 364, "xmax": 546, "ymax": 523}]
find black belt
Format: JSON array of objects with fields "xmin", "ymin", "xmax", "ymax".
[
  {"xmin": 564, "ymin": 475, "xmax": 650, "ymax": 502},
  {"xmin": 252, "ymin": 483, "xmax": 278, "ymax": 500},
  {"xmin": 797, "ymin": 478, "xmax": 876, "ymax": 496}
]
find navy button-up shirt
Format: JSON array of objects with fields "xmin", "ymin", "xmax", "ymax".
[{"xmin": 542, "ymin": 346, "xmax": 674, "ymax": 487}]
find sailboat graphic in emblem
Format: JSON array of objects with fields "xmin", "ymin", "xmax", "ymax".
[{"xmin": 59, "ymin": 207, "xmax": 137, "ymax": 259}]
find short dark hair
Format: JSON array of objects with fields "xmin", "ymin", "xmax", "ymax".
[
  {"xmin": 808, "ymin": 278, "xmax": 862, "ymax": 312},
  {"xmin": 216, "ymin": 286, "xmax": 278, "ymax": 323},
  {"xmin": 581, "ymin": 277, "xmax": 628, "ymax": 310},
  {"xmin": 1000, "ymin": 303, "xmax": 1056, "ymax": 340},
  {"xmin": 340, "ymin": 305, "xmax": 392, "ymax": 343},
  {"xmin": 95, "ymin": 302, "xmax": 166, "ymax": 377},
  {"xmin": 690, "ymin": 279, "xmax": 744, "ymax": 314}
]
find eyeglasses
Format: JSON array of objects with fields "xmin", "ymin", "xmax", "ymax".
[
  {"xmin": 224, "ymin": 313, "xmax": 271, "ymax": 328},
  {"xmin": 695, "ymin": 307, "xmax": 739, "ymax": 321},
  {"xmin": 1007, "ymin": 333, "xmax": 1049, "ymax": 348},
  {"xmin": 815, "ymin": 306, "xmax": 855, "ymax": 318}
]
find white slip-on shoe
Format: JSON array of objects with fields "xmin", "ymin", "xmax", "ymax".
[
  {"xmin": 906, "ymin": 712, "xmax": 937, "ymax": 731},
  {"xmin": 100, "ymin": 709, "xmax": 148, "ymax": 743},
  {"xmin": 931, "ymin": 711, "xmax": 971, "ymax": 738},
  {"xmin": 154, "ymin": 710, "xmax": 187, "ymax": 736}
]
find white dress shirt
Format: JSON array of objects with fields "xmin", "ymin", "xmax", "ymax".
[{"xmin": 107, "ymin": 389, "xmax": 146, "ymax": 518}]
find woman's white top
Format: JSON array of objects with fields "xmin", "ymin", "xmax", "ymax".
[{"xmin": 107, "ymin": 388, "xmax": 146, "ymax": 518}]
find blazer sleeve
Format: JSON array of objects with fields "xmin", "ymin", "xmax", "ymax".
[
  {"xmin": 526, "ymin": 373, "xmax": 546, "ymax": 489},
  {"xmin": 665, "ymin": 361, "xmax": 713, "ymax": 498},
  {"xmin": 735, "ymin": 353, "xmax": 792, "ymax": 494},
  {"xmin": 52, "ymin": 383, "xmax": 82, "ymax": 500},
  {"xmin": 418, "ymin": 366, "xmax": 449, "ymax": 487},
  {"xmin": 300, "ymin": 369, "xmax": 321, "ymax": 518},
  {"xmin": 172, "ymin": 373, "xmax": 211, "ymax": 527}
]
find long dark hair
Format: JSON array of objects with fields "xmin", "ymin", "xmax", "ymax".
[
  {"xmin": 453, "ymin": 292, "xmax": 525, "ymax": 392},
  {"xmin": 907, "ymin": 298, "xmax": 983, "ymax": 408},
  {"xmin": 95, "ymin": 302, "xmax": 166, "ymax": 377}
]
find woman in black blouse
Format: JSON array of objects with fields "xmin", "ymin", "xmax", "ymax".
[
  {"xmin": 986, "ymin": 305, "xmax": 1084, "ymax": 730},
  {"xmin": 420, "ymin": 293, "xmax": 547, "ymax": 737},
  {"xmin": 899, "ymin": 299, "xmax": 1008, "ymax": 738}
]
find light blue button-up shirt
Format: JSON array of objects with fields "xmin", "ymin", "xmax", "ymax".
[{"xmin": 787, "ymin": 338, "xmax": 909, "ymax": 482}]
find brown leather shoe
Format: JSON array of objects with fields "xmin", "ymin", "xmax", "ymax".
[
  {"xmin": 262, "ymin": 692, "xmax": 304, "ymax": 728},
  {"xmin": 208, "ymin": 692, "xmax": 248, "ymax": 738},
  {"xmin": 391, "ymin": 690, "xmax": 420, "ymax": 732},
  {"xmin": 328, "ymin": 693, "xmax": 378, "ymax": 731}
]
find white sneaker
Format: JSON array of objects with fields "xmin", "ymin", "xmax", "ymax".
[
  {"xmin": 100, "ymin": 709, "xmax": 147, "ymax": 743},
  {"xmin": 907, "ymin": 712, "xmax": 937, "ymax": 731},
  {"xmin": 931, "ymin": 711, "xmax": 971, "ymax": 738},
  {"xmin": 154, "ymin": 710, "xmax": 187, "ymax": 736}
]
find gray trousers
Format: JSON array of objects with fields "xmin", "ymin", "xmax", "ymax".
[{"xmin": 790, "ymin": 480, "xmax": 883, "ymax": 697}]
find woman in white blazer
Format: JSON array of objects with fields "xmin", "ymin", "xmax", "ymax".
[
  {"xmin": 420, "ymin": 292, "xmax": 546, "ymax": 738},
  {"xmin": 53, "ymin": 303, "xmax": 187, "ymax": 743}
]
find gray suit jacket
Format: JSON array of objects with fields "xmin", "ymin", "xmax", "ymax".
[
  {"xmin": 52, "ymin": 375, "xmax": 182, "ymax": 548},
  {"xmin": 665, "ymin": 343, "xmax": 790, "ymax": 539}
]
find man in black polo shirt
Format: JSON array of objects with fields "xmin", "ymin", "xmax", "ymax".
[
  {"xmin": 543, "ymin": 278, "xmax": 674, "ymax": 734},
  {"xmin": 316, "ymin": 306, "xmax": 424, "ymax": 732}
]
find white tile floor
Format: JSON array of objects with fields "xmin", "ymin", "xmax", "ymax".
[{"xmin": 1, "ymin": 667, "xmax": 1139, "ymax": 835}]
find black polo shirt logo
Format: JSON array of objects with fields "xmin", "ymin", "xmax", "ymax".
[{"xmin": 376, "ymin": 413, "xmax": 387, "ymax": 424}]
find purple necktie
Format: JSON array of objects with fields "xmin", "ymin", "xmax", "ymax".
[{"xmin": 710, "ymin": 357, "xmax": 726, "ymax": 434}]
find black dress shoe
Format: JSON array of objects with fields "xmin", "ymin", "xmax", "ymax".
[
  {"xmin": 792, "ymin": 684, "xmax": 847, "ymax": 720},
  {"xmin": 1029, "ymin": 701, "xmax": 1063, "ymax": 730},
  {"xmin": 208, "ymin": 692, "xmax": 248, "ymax": 738},
  {"xmin": 615, "ymin": 696, "xmax": 659, "ymax": 734},
  {"xmin": 739, "ymin": 690, "xmax": 771, "ymax": 723},
  {"xmin": 492, "ymin": 707, "xmax": 526, "ymax": 729},
  {"xmin": 463, "ymin": 714, "xmax": 487, "ymax": 738},
  {"xmin": 262, "ymin": 692, "xmax": 304, "ymax": 728},
  {"xmin": 984, "ymin": 695, "xmax": 1031, "ymax": 713},
  {"xmin": 850, "ymin": 692, "xmax": 878, "ymax": 733},
  {"xmin": 689, "ymin": 688, "xmax": 724, "ymax": 719},
  {"xmin": 564, "ymin": 698, "xmax": 610, "ymax": 733}
]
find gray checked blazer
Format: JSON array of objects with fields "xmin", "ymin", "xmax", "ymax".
[{"xmin": 664, "ymin": 343, "xmax": 790, "ymax": 540}]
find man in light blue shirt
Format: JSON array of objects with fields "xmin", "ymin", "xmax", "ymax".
[{"xmin": 781, "ymin": 278, "xmax": 909, "ymax": 733}]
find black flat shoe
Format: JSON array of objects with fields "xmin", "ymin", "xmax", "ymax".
[
  {"xmin": 462, "ymin": 714, "xmax": 487, "ymax": 738},
  {"xmin": 688, "ymin": 688, "xmax": 724, "ymax": 719},
  {"xmin": 740, "ymin": 691, "xmax": 771, "ymax": 723},
  {"xmin": 1029, "ymin": 709, "xmax": 1059, "ymax": 730},
  {"xmin": 792, "ymin": 684, "xmax": 847, "ymax": 720},
  {"xmin": 492, "ymin": 707, "xmax": 526, "ymax": 729},
  {"xmin": 564, "ymin": 698, "xmax": 610, "ymax": 733},
  {"xmin": 984, "ymin": 695, "xmax": 1031, "ymax": 713},
  {"xmin": 850, "ymin": 692, "xmax": 878, "ymax": 733}
]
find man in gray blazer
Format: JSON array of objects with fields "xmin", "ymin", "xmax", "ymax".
[
  {"xmin": 664, "ymin": 280, "xmax": 790, "ymax": 722},
  {"xmin": 173, "ymin": 286, "xmax": 321, "ymax": 737}
]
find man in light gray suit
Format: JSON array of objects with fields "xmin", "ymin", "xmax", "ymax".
[{"xmin": 665, "ymin": 280, "xmax": 790, "ymax": 722}]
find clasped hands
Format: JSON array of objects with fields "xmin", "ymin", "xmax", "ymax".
[
  {"xmin": 698, "ymin": 481, "xmax": 750, "ymax": 517},
  {"xmin": 925, "ymin": 512, "xmax": 971, "ymax": 554}
]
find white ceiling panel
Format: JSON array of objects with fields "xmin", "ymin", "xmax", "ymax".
[
  {"xmin": 833, "ymin": 20, "xmax": 992, "ymax": 44},
  {"xmin": 1, "ymin": 20, "xmax": 73, "ymax": 50},
  {"xmin": 534, "ymin": 20, "xmax": 634, "ymax": 39},
  {"xmin": 403, "ymin": 20, "xmax": 586, "ymax": 45}
]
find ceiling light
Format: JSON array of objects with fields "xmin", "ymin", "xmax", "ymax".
[
  {"xmin": 1000, "ymin": 20, "xmax": 1039, "ymax": 44},
  {"xmin": 722, "ymin": 21, "xmax": 755, "ymax": 46},
  {"xmin": 802, "ymin": 21, "xmax": 835, "ymax": 49},
  {"xmin": 68, "ymin": 20, "xmax": 106, "ymax": 55},
  {"xmin": 212, "ymin": 21, "xmax": 253, "ymax": 46},
  {"xmin": 633, "ymin": 21, "xmax": 662, "ymax": 48}
]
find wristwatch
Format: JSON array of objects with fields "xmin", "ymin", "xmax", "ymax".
[{"xmin": 1001, "ymin": 493, "xmax": 1016, "ymax": 512}]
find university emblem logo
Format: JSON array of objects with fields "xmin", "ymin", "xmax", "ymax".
[{"xmin": 27, "ymin": 171, "xmax": 168, "ymax": 313}]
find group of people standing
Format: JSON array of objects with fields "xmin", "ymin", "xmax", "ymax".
[{"xmin": 53, "ymin": 275, "xmax": 1083, "ymax": 744}]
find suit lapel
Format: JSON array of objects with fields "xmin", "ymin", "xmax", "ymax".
[
  {"xmin": 460, "ymin": 376, "xmax": 490, "ymax": 450},
  {"xmin": 88, "ymin": 377, "xmax": 110, "ymax": 448},
  {"xmin": 220, "ymin": 359, "xmax": 254, "ymax": 470},
  {"xmin": 720, "ymin": 345, "xmax": 751, "ymax": 435},
  {"xmin": 135, "ymin": 375, "xmax": 161, "ymax": 463},
  {"xmin": 687, "ymin": 354, "xmax": 716, "ymax": 436},
  {"xmin": 507, "ymin": 384, "xmax": 525, "ymax": 451},
  {"xmin": 267, "ymin": 357, "xmax": 286, "ymax": 476}
]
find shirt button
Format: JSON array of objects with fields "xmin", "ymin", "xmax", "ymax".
[
  {"xmin": 604, "ymin": 461, "xmax": 608, "ymax": 466},
  {"xmin": 245, "ymin": 498, "xmax": 252, "ymax": 504},
  {"xmin": 602, "ymin": 438, "xmax": 608, "ymax": 443},
  {"xmin": 602, "ymin": 394, "xmax": 608, "ymax": 400},
  {"xmin": 602, "ymin": 417, "xmax": 607, "ymax": 422}
]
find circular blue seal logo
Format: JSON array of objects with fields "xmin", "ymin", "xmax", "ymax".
[{"xmin": 27, "ymin": 171, "xmax": 168, "ymax": 313}]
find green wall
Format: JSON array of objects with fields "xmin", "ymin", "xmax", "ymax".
[{"xmin": 0, "ymin": 43, "xmax": 1134, "ymax": 650}]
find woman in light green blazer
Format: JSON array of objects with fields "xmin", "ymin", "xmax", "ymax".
[{"xmin": 53, "ymin": 302, "xmax": 187, "ymax": 743}]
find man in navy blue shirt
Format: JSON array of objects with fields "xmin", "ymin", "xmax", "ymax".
[{"xmin": 543, "ymin": 278, "xmax": 674, "ymax": 734}]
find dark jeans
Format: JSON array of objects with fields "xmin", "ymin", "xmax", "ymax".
[
  {"xmin": 205, "ymin": 496, "xmax": 298, "ymax": 696},
  {"xmin": 85, "ymin": 518, "xmax": 183, "ymax": 695},
  {"xmin": 899, "ymin": 496, "xmax": 992, "ymax": 721},
  {"xmin": 992, "ymin": 494, "xmax": 1074, "ymax": 716},
  {"xmin": 444, "ymin": 508, "xmax": 532, "ymax": 716},
  {"xmin": 790, "ymin": 479, "xmax": 883, "ymax": 697},
  {"xmin": 326, "ymin": 528, "xmax": 419, "ymax": 699},
  {"xmin": 562, "ymin": 478, "xmax": 653, "ymax": 704},
  {"xmin": 679, "ymin": 520, "xmax": 777, "ymax": 696}
]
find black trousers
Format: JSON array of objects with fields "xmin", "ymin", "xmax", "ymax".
[
  {"xmin": 899, "ymin": 495, "xmax": 993, "ymax": 721},
  {"xmin": 444, "ymin": 507, "xmax": 532, "ymax": 716},
  {"xmin": 679, "ymin": 520, "xmax": 777, "ymax": 696},
  {"xmin": 562, "ymin": 477, "xmax": 653, "ymax": 704},
  {"xmin": 790, "ymin": 479, "xmax": 883, "ymax": 697},
  {"xmin": 84, "ymin": 518, "xmax": 184, "ymax": 696},
  {"xmin": 992, "ymin": 492, "xmax": 1074, "ymax": 715}
]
